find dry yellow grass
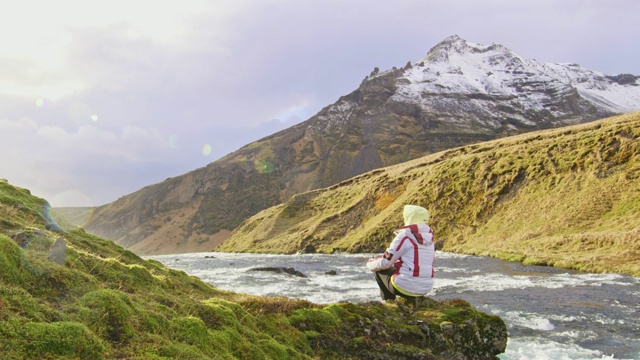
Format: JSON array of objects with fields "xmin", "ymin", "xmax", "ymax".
[{"xmin": 218, "ymin": 112, "xmax": 640, "ymax": 276}]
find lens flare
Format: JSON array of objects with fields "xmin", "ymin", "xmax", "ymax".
[
  {"xmin": 42, "ymin": 202, "xmax": 64, "ymax": 233},
  {"xmin": 90, "ymin": 115, "xmax": 98, "ymax": 121},
  {"xmin": 49, "ymin": 191, "xmax": 96, "ymax": 227},
  {"xmin": 36, "ymin": 98, "xmax": 45, "ymax": 107},
  {"xmin": 202, "ymin": 144, "xmax": 212, "ymax": 156},
  {"xmin": 255, "ymin": 159, "xmax": 275, "ymax": 173}
]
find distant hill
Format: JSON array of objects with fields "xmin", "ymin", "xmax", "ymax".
[
  {"xmin": 218, "ymin": 113, "xmax": 640, "ymax": 277},
  {"xmin": 51, "ymin": 206, "xmax": 94, "ymax": 228},
  {"xmin": 0, "ymin": 180, "xmax": 507, "ymax": 358},
  {"xmin": 81, "ymin": 35, "xmax": 640, "ymax": 255}
]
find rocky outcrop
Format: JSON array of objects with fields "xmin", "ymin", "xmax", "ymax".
[
  {"xmin": 80, "ymin": 36, "xmax": 640, "ymax": 255},
  {"xmin": 247, "ymin": 266, "xmax": 307, "ymax": 277},
  {"xmin": 285, "ymin": 298, "xmax": 507, "ymax": 359}
]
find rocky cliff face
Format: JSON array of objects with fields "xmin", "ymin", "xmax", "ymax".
[{"xmin": 82, "ymin": 35, "xmax": 640, "ymax": 255}]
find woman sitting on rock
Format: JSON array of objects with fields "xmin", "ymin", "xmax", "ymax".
[{"xmin": 367, "ymin": 205, "xmax": 435, "ymax": 303}]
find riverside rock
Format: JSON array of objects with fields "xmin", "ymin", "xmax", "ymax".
[{"xmin": 247, "ymin": 266, "xmax": 307, "ymax": 277}]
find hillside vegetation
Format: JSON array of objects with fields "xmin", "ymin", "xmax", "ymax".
[
  {"xmin": 0, "ymin": 180, "xmax": 506, "ymax": 359},
  {"xmin": 218, "ymin": 112, "xmax": 640, "ymax": 276}
]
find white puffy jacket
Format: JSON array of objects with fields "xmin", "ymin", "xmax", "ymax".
[{"xmin": 367, "ymin": 222, "xmax": 435, "ymax": 296}]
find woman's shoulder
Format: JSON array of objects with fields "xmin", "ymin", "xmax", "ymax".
[
  {"xmin": 395, "ymin": 223, "xmax": 433, "ymax": 239},
  {"xmin": 394, "ymin": 226, "xmax": 412, "ymax": 236},
  {"xmin": 416, "ymin": 223, "xmax": 432, "ymax": 233}
]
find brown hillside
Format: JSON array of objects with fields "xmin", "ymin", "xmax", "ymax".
[{"xmin": 218, "ymin": 112, "xmax": 640, "ymax": 276}]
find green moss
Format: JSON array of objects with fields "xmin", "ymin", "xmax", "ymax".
[
  {"xmin": 23, "ymin": 321, "xmax": 106, "ymax": 358},
  {"xmin": 255, "ymin": 314, "xmax": 312, "ymax": 356},
  {"xmin": 255, "ymin": 338, "xmax": 290, "ymax": 359},
  {"xmin": 198, "ymin": 298, "xmax": 245, "ymax": 329},
  {"xmin": 0, "ymin": 235, "xmax": 33, "ymax": 284},
  {"xmin": 0, "ymin": 285, "xmax": 43, "ymax": 321},
  {"xmin": 0, "ymin": 318, "xmax": 106, "ymax": 359},
  {"xmin": 289, "ymin": 307, "xmax": 339, "ymax": 333},
  {"xmin": 138, "ymin": 304, "xmax": 171, "ymax": 335},
  {"xmin": 78, "ymin": 289, "xmax": 135, "ymax": 343},
  {"xmin": 170, "ymin": 316, "xmax": 210, "ymax": 349},
  {"xmin": 156, "ymin": 342, "xmax": 211, "ymax": 359}
]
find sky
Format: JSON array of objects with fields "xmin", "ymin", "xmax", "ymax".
[{"xmin": 1, "ymin": 0, "xmax": 639, "ymax": 208}]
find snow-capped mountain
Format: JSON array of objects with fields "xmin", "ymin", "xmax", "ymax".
[
  {"xmin": 82, "ymin": 35, "xmax": 640, "ymax": 255},
  {"xmin": 402, "ymin": 36, "xmax": 640, "ymax": 116},
  {"xmin": 322, "ymin": 34, "xmax": 638, "ymax": 137}
]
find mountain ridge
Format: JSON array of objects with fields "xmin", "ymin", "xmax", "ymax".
[
  {"xmin": 69, "ymin": 35, "xmax": 640, "ymax": 255},
  {"xmin": 218, "ymin": 112, "xmax": 640, "ymax": 276}
]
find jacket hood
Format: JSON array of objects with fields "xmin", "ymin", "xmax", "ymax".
[{"xmin": 403, "ymin": 205, "xmax": 429, "ymax": 226}]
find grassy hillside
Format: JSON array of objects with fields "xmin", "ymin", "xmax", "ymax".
[
  {"xmin": 219, "ymin": 112, "xmax": 640, "ymax": 276},
  {"xmin": 0, "ymin": 179, "xmax": 506, "ymax": 359}
]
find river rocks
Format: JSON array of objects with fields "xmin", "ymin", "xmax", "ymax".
[
  {"xmin": 247, "ymin": 267, "xmax": 307, "ymax": 277},
  {"xmin": 300, "ymin": 244, "xmax": 316, "ymax": 254}
]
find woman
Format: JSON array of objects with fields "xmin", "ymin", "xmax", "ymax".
[{"xmin": 367, "ymin": 204, "xmax": 435, "ymax": 302}]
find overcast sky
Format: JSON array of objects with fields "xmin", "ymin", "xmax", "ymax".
[{"xmin": 1, "ymin": 0, "xmax": 639, "ymax": 207}]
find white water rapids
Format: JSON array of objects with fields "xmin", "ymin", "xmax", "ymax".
[{"xmin": 149, "ymin": 252, "xmax": 640, "ymax": 360}]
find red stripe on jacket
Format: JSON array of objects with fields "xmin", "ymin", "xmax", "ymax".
[{"xmin": 395, "ymin": 236, "xmax": 420, "ymax": 277}]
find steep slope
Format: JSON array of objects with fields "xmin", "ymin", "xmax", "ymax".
[
  {"xmin": 0, "ymin": 180, "xmax": 507, "ymax": 359},
  {"xmin": 83, "ymin": 35, "xmax": 640, "ymax": 255},
  {"xmin": 218, "ymin": 112, "xmax": 640, "ymax": 276}
]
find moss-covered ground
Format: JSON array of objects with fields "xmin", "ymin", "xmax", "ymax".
[
  {"xmin": 0, "ymin": 179, "xmax": 506, "ymax": 359},
  {"xmin": 219, "ymin": 112, "xmax": 640, "ymax": 277}
]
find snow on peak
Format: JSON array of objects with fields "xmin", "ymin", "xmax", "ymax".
[
  {"xmin": 397, "ymin": 36, "xmax": 640, "ymax": 114},
  {"xmin": 417, "ymin": 35, "xmax": 521, "ymax": 66}
]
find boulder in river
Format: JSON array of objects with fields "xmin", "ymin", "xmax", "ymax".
[{"xmin": 247, "ymin": 267, "xmax": 307, "ymax": 278}]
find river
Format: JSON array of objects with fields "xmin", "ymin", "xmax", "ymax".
[{"xmin": 148, "ymin": 252, "xmax": 640, "ymax": 360}]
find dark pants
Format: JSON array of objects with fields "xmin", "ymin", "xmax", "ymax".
[
  {"xmin": 374, "ymin": 268, "xmax": 421, "ymax": 303},
  {"xmin": 374, "ymin": 268, "xmax": 399, "ymax": 300}
]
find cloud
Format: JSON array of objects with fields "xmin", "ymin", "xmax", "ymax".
[
  {"xmin": 33, "ymin": 123, "xmax": 169, "ymax": 162},
  {"xmin": 0, "ymin": 115, "xmax": 176, "ymax": 206},
  {"xmin": 0, "ymin": 117, "xmax": 38, "ymax": 130},
  {"xmin": 1, "ymin": 0, "xmax": 639, "ymax": 207}
]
